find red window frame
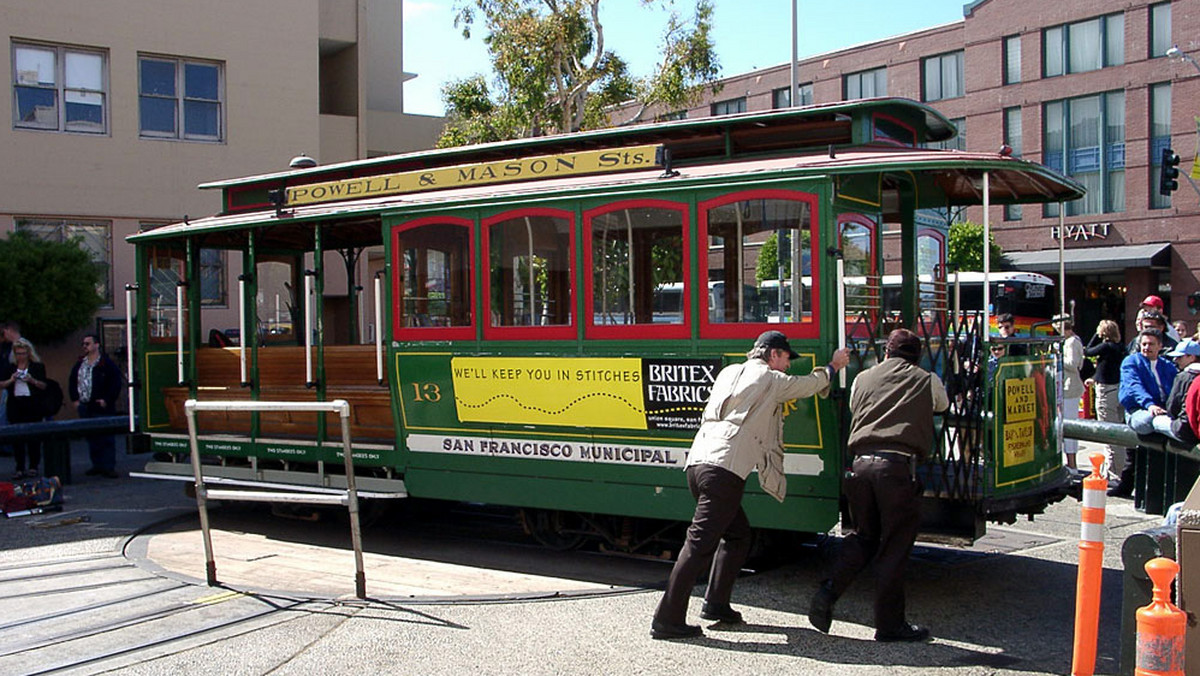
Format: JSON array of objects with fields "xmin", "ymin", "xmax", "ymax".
[
  {"xmin": 583, "ymin": 199, "xmax": 690, "ymax": 340},
  {"xmin": 838, "ymin": 213, "xmax": 878, "ymax": 277},
  {"xmin": 917, "ymin": 227, "xmax": 947, "ymax": 281},
  {"xmin": 482, "ymin": 207, "xmax": 577, "ymax": 341},
  {"xmin": 697, "ymin": 189, "xmax": 820, "ymax": 341},
  {"xmin": 390, "ymin": 216, "xmax": 477, "ymax": 341}
]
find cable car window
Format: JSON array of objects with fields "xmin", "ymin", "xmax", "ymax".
[
  {"xmin": 488, "ymin": 211, "xmax": 573, "ymax": 329},
  {"xmin": 587, "ymin": 202, "xmax": 686, "ymax": 331},
  {"xmin": 394, "ymin": 220, "xmax": 472, "ymax": 331}
]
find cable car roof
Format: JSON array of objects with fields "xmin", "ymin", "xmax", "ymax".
[{"xmin": 130, "ymin": 145, "xmax": 1084, "ymax": 249}]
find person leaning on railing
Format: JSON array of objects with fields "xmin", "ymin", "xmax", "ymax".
[{"xmin": 1150, "ymin": 339, "xmax": 1200, "ymax": 445}]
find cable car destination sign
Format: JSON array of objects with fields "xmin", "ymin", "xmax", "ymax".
[{"xmin": 285, "ymin": 143, "xmax": 663, "ymax": 207}]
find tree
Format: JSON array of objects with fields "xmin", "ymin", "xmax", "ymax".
[
  {"xmin": 0, "ymin": 231, "xmax": 103, "ymax": 344},
  {"xmin": 441, "ymin": 0, "xmax": 720, "ymax": 146},
  {"xmin": 947, "ymin": 221, "xmax": 1006, "ymax": 272}
]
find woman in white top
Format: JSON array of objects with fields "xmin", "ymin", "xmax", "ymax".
[{"xmin": 1058, "ymin": 319, "xmax": 1085, "ymax": 469}]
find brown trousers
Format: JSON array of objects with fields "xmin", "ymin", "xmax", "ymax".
[
  {"xmin": 653, "ymin": 464, "xmax": 752, "ymax": 625},
  {"xmin": 828, "ymin": 454, "xmax": 921, "ymax": 634}
]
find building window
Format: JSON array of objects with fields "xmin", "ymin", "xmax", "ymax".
[
  {"xmin": 1150, "ymin": 3, "xmax": 1172, "ymax": 58},
  {"xmin": 1003, "ymin": 35, "xmax": 1022, "ymax": 84},
  {"xmin": 12, "ymin": 41, "xmax": 106, "ymax": 133},
  {"xmin": 657, "ymin": 110, "xmax": 687, "ymax": 121},
  {"xmin": 1003, "ymin": 107, "xmax": 1023, "ymax": 221},
  {"xmin": 199, "ymin": 250, "xmax": 227, "ymax": 306},
  {"xmin": 15, "ymin": 218, "xmax": 112, "ymax": 306},
  {"xmin": 845, "ymin": 67, "xmax": 887, "ymax": 99},
  {"xmin": 1043, "ymin": 13, "xmax": 1124, "ymax": 77},
  {"xmin": 1150, "ymin": 83, "xmax": 1172, "ymax": 210},
  {"xmin": 922, "ymin": 51, "xmax": 964, "ymax": 101},
  {"xmin": 139, "ymin": 55, "xmax": 223, "ymax": 141},
  {"xmin": 1043, "ymin": 92, "xmax": 1125, "ymax": 217},
  {"xmin": 772, "ymin": 83, "xmax": 813, "ymax": 108},
  {"xmin": 710, "ymin": 97, "xmax": 746, "ymax": 116}
]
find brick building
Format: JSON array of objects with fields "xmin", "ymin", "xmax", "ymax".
[{"xmin": 615, "ymin": 0, "xmax": 1198, "ymax": 339}]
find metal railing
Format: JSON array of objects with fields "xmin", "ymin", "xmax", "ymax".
[{"xmin": 184, "ymin": 398, "xmax": 367, "ymax": 599}]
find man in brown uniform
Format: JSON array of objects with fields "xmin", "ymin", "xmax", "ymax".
[{"xmin": 808, "ymin": 328, "xmax": 948, "ymax": 642}]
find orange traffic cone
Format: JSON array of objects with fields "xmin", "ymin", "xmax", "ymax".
[
  {"xmin": 1135, "ymin": 557, "xmax": 1185, "ymax": 676},
  {"xmin": 1071, "ymin": 452, "xmax": 1107, "ymax": 676}
]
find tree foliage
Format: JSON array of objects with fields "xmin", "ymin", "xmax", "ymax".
[
  {"xmin": 0, "ymin": 231, "xmax": 102, "ymax": 344},
  {"xmin": 441, "ymin": 0, "xmax": 720, "ymax": 146},
  {"xmin": 947, "ymin": 221, "xmax": 1006, "ymax": 272}
]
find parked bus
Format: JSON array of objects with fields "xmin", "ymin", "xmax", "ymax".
[
  {"xmin": 128, "ymin": 98, "xmax": 1084, "ymax": 549},
  {"xmin": 876, "ymin": 271, "xmax": 1057, "ymax": 334}
]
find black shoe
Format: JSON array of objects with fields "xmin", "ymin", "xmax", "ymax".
[
  {"xmin": 808, "ymin": 582, "xmax": 836, "ymax": 634},
  {"xmin": 85, "ymin": 467, "xmax": 102, "ymax": 476},
  {"xmin": 650, "ymin": 620, "xmax": 703, "ymax": 640},
  {"xmin": 699, "ymin": 603, "xmax": 743, "ymax": 624},
  {"xmin": 876, "ymin": 623, "xmax": 931, "ymax": 642}
]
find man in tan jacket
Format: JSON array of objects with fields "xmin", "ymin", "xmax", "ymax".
[{"xmin": 651, "ymin": 330, "xmax": 850, "ymax": 640}]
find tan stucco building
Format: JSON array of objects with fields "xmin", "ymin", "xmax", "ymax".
[{"xmin": 2, "ymin": 0, "xmax": 443, "ymax": 390}]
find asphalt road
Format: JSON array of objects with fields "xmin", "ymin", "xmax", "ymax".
[{"xmin": 0, "ymin": 441, "xmax": 1165, "ymax": 675}]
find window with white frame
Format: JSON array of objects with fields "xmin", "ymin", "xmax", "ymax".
[
  {"xmin": 1150, "ymin": 3, "xmax": 1172, "ymax": 59},
  {"xmin": 772, "ymin": 84, "xmax": 813, "ymax": 108},
  {"xmin": 710, "ymin": 97, "xmax": 746, "ymax": 116},
  {"xmin": 922, "ymin": 51, "xmax": 964, "ymax": 101},
  {"xmin": 844, "ymin": 67, "xmax": 887, "ymax": 99},
  {"xmin": 1003, "ymin": 35, "xmax": 1022, "ymax": 85},
  {"xmin": 139, "ymin": 55, "xmax": 223, "ymax": 141},
  {"xmin": 1003, "ymin": 107, "xmax": 1023, "ymax": 221},
  {"xmin": 15, "ymin": 218, "xmax": 113, "ymax": 305},
  {"xmin": 1043, "ymin": 92, "xmax": 1125, "ymax": 217},
  {"xmin": 1043, "ymin": 13, "xmax": 1124, "ymax": 77},
  {"xmin": 1150, "ymin": 83, "xmax": 1172, "ymax": 210},
  {"xmin": 12, "ymin": 41, "xmax": 106, "ymax": 133}
]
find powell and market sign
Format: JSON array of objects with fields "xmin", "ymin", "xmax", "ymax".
[{"xmin": 281, "ymin": 144, "xmax": 662, "ymax": 207}]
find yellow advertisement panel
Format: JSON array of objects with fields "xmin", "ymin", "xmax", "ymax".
[
  {"xmin": 286, "ymin": 144, "xmax": 661, "ymax": 207},
  {"xmin": 451, "ymin": 357, "xmax": 647, "ymax": 429}
]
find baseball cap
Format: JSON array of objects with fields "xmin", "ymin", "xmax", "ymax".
[
  {"xmin": 755, "ymin": 330, "xmax": 800, "ymax": 359},
  {"xmin": 1166, "ymin": 339, "xmax": 1200, "ymax": 358},
  {"xmin": 1141, "ymin": 295, "xmax": 1165, "ymax": 310}
]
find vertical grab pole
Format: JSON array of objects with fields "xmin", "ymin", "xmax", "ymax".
[
  {"xmin": 1071, "ymin": 452, "xmax": 1108, "ymax": 676},
  {"xmin": 125, "ymin": 284, "xmax": 138, "ymax": 432},
  {"xmin": 184, "ymin": 400, "xmax": 219, "ymax": 587},
  {"xmin": 1059, "ymin": 206, "xmax": 1067, "ymax": 320},
  {"xmin": 836, "ymin": 256, "xmax": 847, "ymax": 388},
  {"xmin": 982, "ymin": 172, "xmax": 991, "ymax": 333},
  {"xmin": 374, "ymin": 273, "xmax": 384, "ymax": 385},
  {"xmin": 304, "ymin": 270, "xmax": 315, "ymax": 387},
  {"xmin": 237, "ymin": 275, "xmax": 248, "ymax": 385},
  {"xmin": 337, "ymin": 400, "xmax": 367, "ymax": 599},
  {"xmin": 176, "ymin": 281, "xmax": 186, "ymax": 384}
]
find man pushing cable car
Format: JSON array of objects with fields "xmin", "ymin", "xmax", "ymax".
[
  {"xmin": 651, "ymin": 330, "xmax": 850, "ymax": 640},
  {"xmin": 809, "ymin": 328, "xmax": 948, "ymax": 642}
]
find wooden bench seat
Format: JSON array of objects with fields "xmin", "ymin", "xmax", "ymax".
[{"xmin": 161, "ymin": 345, "xmax": 394, "ymax": 442}]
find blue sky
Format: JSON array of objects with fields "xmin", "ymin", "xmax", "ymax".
[{"xmin": 403, "ymin": 0, "xmax": 971, "ymax": 116}]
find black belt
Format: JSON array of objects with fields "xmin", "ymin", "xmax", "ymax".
[{"xmin": 857, "ymin": 450, "xmax": 914, "ymax": 464}]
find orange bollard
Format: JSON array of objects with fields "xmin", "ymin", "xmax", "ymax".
[
  {"xmin": 1135, "ymin": 557, "xmax": 1185, "ymax": 676},
  {"xmin": 1071, "ymin": 452, "xmax": 1107, "ymax": 676}
]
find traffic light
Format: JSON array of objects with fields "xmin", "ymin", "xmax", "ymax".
[
  {"xmin": 1159, "ymin": 147, "xmax": 1181, "ymax": 196},
  {"xmin": 1189, "ymin": 291, "xmax": 1200, "ymax": 316}
]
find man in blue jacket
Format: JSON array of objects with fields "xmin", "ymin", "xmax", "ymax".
[{"xmin": 1120, "ymin": 329, "xmax": 1177, "ymax": 435}]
